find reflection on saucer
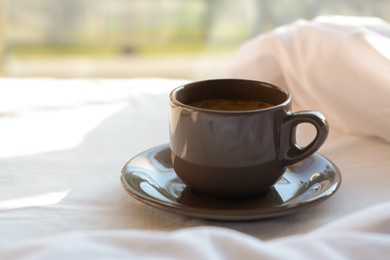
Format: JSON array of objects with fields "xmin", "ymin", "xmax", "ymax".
[{"xmin": 177, "ymin": 187, "xmax": 283, "ymax": 211}]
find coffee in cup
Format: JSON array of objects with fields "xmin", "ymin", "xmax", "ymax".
[
  {"xmin": 169, "ymin": 79, "xmax": 328, "ymax": 199},
  {"xmin": 190, "ymin": 99, "xmax": 272, "ymax": 111}
]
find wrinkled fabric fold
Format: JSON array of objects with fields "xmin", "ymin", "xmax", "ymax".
[
  {"xmin": 218, "ymin": 16, "xmax": 390, "ymax": 142},
  {"xmin": 1, "ymin": 202, "xmax": 389, "ymax": 259}
]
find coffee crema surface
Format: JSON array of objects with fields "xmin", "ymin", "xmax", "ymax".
[{"xmin": 190, "ymin": 99, "xmax": 273, "ymax": 111}]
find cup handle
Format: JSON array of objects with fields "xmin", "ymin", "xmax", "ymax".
[{"xmin": 280, "ymin": 111, "xmax": 329, "ymax": 166}]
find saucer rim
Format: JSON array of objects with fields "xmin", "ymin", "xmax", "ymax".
[{"xmin": 121, "ymin": 144, "xmax": 342, "ymax": 221}]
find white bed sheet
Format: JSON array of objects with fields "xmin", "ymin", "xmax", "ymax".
[{"xmin": 0, "ymin": 78, "xmax": 389, "ymax": 259}]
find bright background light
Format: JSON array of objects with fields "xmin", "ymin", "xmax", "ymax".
[{"xmin": 0, "ymin": 0, "xmax": 389, "ymax": 79}]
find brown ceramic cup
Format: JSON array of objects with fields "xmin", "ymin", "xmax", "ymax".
[{"xmin": 169, "ymin": 79, "xmax": 328, "ymax": 199}]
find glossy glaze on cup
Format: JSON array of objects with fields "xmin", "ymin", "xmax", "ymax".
[{"xmin": 169, "ymin": 79, "xmax": 328, "ymax": 199}]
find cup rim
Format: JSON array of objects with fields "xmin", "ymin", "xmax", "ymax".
[{"xmin": 170, "ymin": 78, "xmax": 291, "ymax": 114}]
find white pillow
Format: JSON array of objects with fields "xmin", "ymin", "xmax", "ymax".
[{"xmin": 218, "ymin": 16, "xmax": 390, "ymax": 142}]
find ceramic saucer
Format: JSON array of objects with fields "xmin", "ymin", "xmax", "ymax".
[{"xmin": 121, "ymin": 144, "xmax": 341, "ymax": 221}]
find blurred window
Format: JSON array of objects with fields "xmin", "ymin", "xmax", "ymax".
[{"xmin": 0, "ymin": 0, "xmax": 389, "ymax": 79}]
